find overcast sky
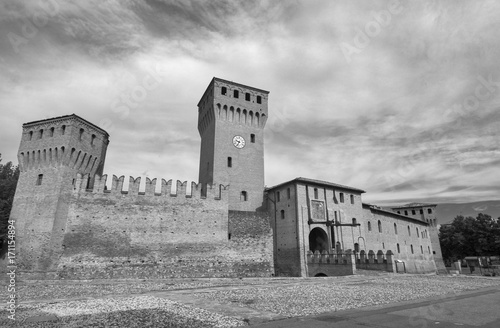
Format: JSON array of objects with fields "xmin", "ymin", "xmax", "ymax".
[{"xmin": 1, "ymin": 0, "xmax": 499, "ymax": 205}]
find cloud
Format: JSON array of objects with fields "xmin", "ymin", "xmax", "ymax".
[{"xmin": 1, "ymin": 0, "xmax": 499, "ymax": 204}]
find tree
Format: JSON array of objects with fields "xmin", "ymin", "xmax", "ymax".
[
  {"xmin": 0, "ymin": 154, "xmax": 20, "ymax": 237},
  {"xmin": 439, "ymin": 213, "xmax": 500, "ymax": 263}
]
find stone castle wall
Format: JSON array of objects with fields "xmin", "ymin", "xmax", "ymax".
[{"xmin": 14, "ymin": 173, "xmax": 273, "ymax": 279}]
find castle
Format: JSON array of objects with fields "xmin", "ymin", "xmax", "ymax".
[{"xmin": 2, "ymin": 78, "xmax": 445, "ymax": 279}]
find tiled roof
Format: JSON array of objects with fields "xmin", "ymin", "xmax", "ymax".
[
  {"xmin": 266, "ymin": 177, "xmax": 365, "ymax": 193},
  {"xmin": 390, "ymin": 202, "xmax": 437, "ymax": 209}
]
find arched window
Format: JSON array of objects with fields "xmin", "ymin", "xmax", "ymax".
[
  {"xmin": 61, "ymin": 125, "xmax": 66, "ymax": 135},
  {"xmin": 314, "ymin": 188, "xmax": 318, "ymax": 199},
  {"xmin": 79, "ymin": 128, "xmax": 84, "ymax": 141},
  {"xmin": 309, "ymin": 227, "xmax": 328, "ymax": 252},
  {"xmin": 91, "ymin": 134, "xmax": 96, "ymax": 146},
  {"xmin": 40, "ymin": 129, "xmax": 44, "ymax": 139},
  {"xmin": 50, "ymin": 127, "xmax": 55, "ymax": 137},
  {"xmin": 378, "ymin": 220, "xmax": 382, "ymax": 233},
  {"xmin": 350, "ymin": 195, "xmax": 354, "ymax": 204},
  {"xmin": 240, "ymin": 191, "xmax": 247, "ymax": 201},
  {"xmin": 394, "ymin": 223, "xmax": 398, "ymax": 234},
  {"xmin": 280, "ymin": 210, "xmax": 285, "ymax": 219},
  {"xmin": 29, "ymin": 131, "xmax": 33, "ymax": 140},
  {"xmin": 367, "ymin": 221, "xmax": 372, "ymax": 231}
]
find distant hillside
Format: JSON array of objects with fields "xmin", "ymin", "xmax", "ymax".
[{"xmin": 435, "ymin": 200, "xmax": 500, "ymax": 225}]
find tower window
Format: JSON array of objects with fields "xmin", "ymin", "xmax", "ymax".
[
  {"xmin": 40, "ymin": 129, "xmax": 44, "ymax": 139},
  {"xmin": 367, "ymin": 221, "xmax": 371, "ymax": 231},
  {"xmin": 79, "ymin": 128, "xmax": 84, "ymax": 141},
  {"xmin": 91, "ymin": 134, "xmax": 96, "ymax": 146},
  {"xmin": 394, "ymin": 223, "xmax": 398, "ymax": 234},
  {"xmin": 240, "ymin": 191, "xmax": 247, "ymax": 201},
  {"xmin": 233, "ymin": 90, "xmax": 239, "ymax": 98},
  {"xmin": 287, "ymin": 187, "xmax": 290, "ymax": 199},
  {"xmin": 408, "ymin": 226, "xmax": 411, "ymax": 236},
  {"xmin": 421, "ymin": 245, "xmax": 423, "ymax": 254},
  {"xmin": 416, "ymin": 228, "xmax": 419, "ymax": 237},
  {"xmin": 313, "ymin": 188, "xmax": 318, "ymax": 199},
  {"xmin": 339, "ymin": 192, "xmax": 344, "ymax": 203},
  {"xmin": 29, "ymin": 131, "xmax": 33, "ymax": 140},
  {"xmin": 61, "ymin": 125, "xmax": 66, "ymax": 135},
  {"xmin": 50, "ymin": 127, "xmax": 55, "ymax": 137},
  {"xmin": 350, "ymin": 194, "xmax": 354, "ymax": 204},
  {"xmin": 280, "ymin": 210, "xmax": 285, "ymax": 219},
  {"xmin": 428, "ymin": 208, "xmax": 432, "ymax": 214},
  {"xmin": 411, "ymin": 245, "xmax": 414, "ymax": 254},
  {"xmin": 277, "ymin": 191, "xmax": 281, "ymax": 202},
  {"xmin": 221, "ymin": 87, "xmax": 227, "ymax": 95},
  {"xmin": 250, "ymin": 134, "xmax": 255, "ymax": 143},
  {"xmin": 420, "ymin": 209, "xmax": 423, "ymax": 214},
  {"xmin": 404, "ymin": 210, "xmax": 408, "ymax": 216},
  {"xmin": 257, "ymin": 95, "xmax": 262, "ymax": 104},
  {"xmin": 245, "ymin": 92, "xmax": 250, "ymax": 101},
  {"xmin": 397, "ymin": 243, "xmax": 400, "ymax": 253},
  {"xmin": 377, "ymin": 220, "xmax": 382, "ymax": 233},
  {"xmin": 412, "ymin": 210, "xmax": 416, "ymax": 215},
  {"xmin": 352, "ymin": 218, "xmax": 357, "ymax": 226},
  {"xmin": 36, "ymin": 174, "xmax": 43, "ymax": 185},
  {"xmin": 227, "ymin": 157, "xmax": 232, "ymax": 167}
]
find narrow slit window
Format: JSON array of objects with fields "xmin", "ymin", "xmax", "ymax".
[
  {"xmin": 350, "ymin": 194, "xmax": 354, "ymax": 204},
  {"xmin": 40, "ymin": 129, "xmax": 44, "ymax": 139},
  {"xmin": 397, "ymin": 243, "xmax": 400, "ymax": 253},
  {"xmin": 287, "ymin": 187, "xmax": 290, "ymax": 199},
  {"xmin": 377, "ymin": 220, "xmax": 382, "ymax": 233},
  {"xmin": 394, "ymin": 223, "xmax": 398, "ymax": 234},
  {"xmin": 79, "ymin": 128, "xmax": 84, "ymax": 141},
  {"xmin": 91, "ymin": 134, "xmax": 96, "ymax": 146},
  {"xmin": 227, "ymin": 157, "xmax": 232, "ymax": 167},
  {"xmin": 367, "ymin": 221, "xmax": 371, "ymax": 231},
  {"xmin": 314, "ymin": 188, "xmax": 318, "ymax": 199},
  {"xmin": 36, "ymin": 174, "xmax": 43, "ymax": 185},
  {"xmin": 277, "ymin": 191, "xmax": 280, "ymax": 202},
  {"xmin": 280, "ymin": 210, "xmax": 285, "ymax": 219},
  {"xmin": 339, "ymin": 192, "xmax": 344, "ymax": 203}
]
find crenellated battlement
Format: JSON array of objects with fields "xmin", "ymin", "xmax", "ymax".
[{"xmin": 73, "ymin": 173, "xmax": 228, "ymax": 200}]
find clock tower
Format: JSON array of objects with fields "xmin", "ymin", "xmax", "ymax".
[{"xmin": 197, "ymin": 77, "xmax": 269, "ymax": 211}]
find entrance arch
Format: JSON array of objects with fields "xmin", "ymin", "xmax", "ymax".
[{"xmin": 309, "ymin": 227, "xmax": 328, "ymax": 252}]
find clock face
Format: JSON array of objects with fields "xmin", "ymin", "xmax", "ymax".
[{"xmin": 232, "ymin": 135, "xmax": 245, "ymax": 149}]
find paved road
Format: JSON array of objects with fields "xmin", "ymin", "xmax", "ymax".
[{"xmin": 251, "ymin": 286, "xmax": 500, "ymax": 327}]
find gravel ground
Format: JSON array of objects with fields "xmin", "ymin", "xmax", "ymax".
[
  {"xmin": 1, "ymin": 274, "xmax": 499, "ymax": 327},
  {"xmin": 196, "ymin": 275, "xmax": 500, "ymax": 317}
]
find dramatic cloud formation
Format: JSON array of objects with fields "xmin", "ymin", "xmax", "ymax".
[{"xmin": 0, "ymin": 0, "xmax": 499, "ymax": 204}]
